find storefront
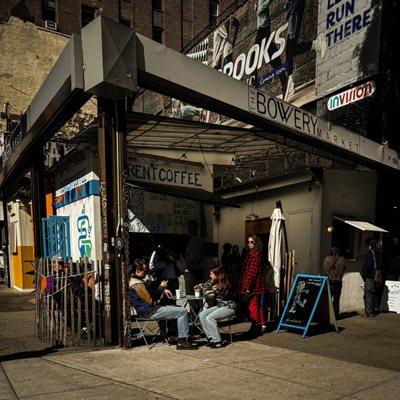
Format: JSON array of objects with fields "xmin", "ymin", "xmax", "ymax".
[{"xmin": 0, "ymin": 16, "xmax": 398, "ymax": 346}]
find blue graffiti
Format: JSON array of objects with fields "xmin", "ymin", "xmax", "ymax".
[{"xmin": 77, "ymin": 215, "xmax": 92, "ymax": 259}]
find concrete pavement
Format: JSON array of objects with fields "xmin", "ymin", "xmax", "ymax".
[{"xmin": 1, "ymin": 285, "xmax": 400, "ymax": 400}]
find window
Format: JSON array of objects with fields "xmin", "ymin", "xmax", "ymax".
[
  {"xmin": 152, "ymin": 0, "xmax": 163, "ymax": 11},
  {"xmin": 209, "ymin": 0, "xmax": 219, "ymax": 24},
  {"xmin": 42, "ymin": 0, "xmax": 56, "ymax": 22},
  {"xmin": 81, "ymin": 5, "xmax": 95, "ymax": 27},
  {"xmin": 152, "ymin": 26, "xmax": 164, "ymax": 43},
  {"xmin": 331, "ymin": 219, "xmax": 355, "ymax": 259},
  {"xmin": 120, "ymin": 17, "xmax": 130, "ymax": 27}
]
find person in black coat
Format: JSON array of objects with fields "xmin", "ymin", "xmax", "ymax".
[{"xmin": 361, "ymin": 238, "xmax": 383, "ymax": 317}]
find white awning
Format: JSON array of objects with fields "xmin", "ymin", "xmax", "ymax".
[{"xmin": 334, "ymin": 217, "xmax": 388, "ymax": 232}]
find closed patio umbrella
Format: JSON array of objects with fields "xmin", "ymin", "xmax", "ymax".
[{"xmin": 268, "ymin": 207, "xmax": 286, "ymax": 293}]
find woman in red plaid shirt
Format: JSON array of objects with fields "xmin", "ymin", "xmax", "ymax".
[{"xmin": 239, "ymin": 235, "xmax": 266, "ymax": 337}]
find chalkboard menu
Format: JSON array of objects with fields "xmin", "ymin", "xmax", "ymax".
[
  {"xmin": 277, "ymin": 274, "xmax": 338, "ymax": 338},
  {"xmin": 127, "ymin": 187, "xmax": 200, "ymax": 234}
]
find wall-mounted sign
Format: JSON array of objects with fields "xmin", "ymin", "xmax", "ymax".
[
  {"xmin": 327, "ymin": 81, "xmax": 375, "ymax": 111},
  {"xmin": 128, "ymin": 158, "xmax": 204, "ymax": 188}
]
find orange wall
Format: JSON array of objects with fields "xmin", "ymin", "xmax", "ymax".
[
  {"xmin": 46, "ymin": 193, "xmax": 54, "ymax": 217},
  {"xmin": 11, "ymin": 245, "xmax": 35, "ymax": 290}
]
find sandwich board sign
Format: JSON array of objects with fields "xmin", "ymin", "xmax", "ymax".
[{"xmin": 276, "ymin": 274, "xmax": 338, "ymax": 338}]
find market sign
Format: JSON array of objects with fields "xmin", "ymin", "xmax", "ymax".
[
  {"xmin": 327, "ymin": 81, "xmax": 375, "ymax": 111},
  {"xmin": 248, "ymin": 86, "xmax": 400, "ymax": 170}
]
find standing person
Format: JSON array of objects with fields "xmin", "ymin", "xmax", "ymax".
[
  {"xmin": 185, "ymin": 220, "xmax": 204, "ymax": 288},
  {"xmin": 197, "ymin": 267, "xmax": 236, "ymax": 348},
  {"xmin": 229, "ymin": 244, "xmax": 242, "ymax": 290},
  {"xmin": 149, "ymin": 245, "xmax": 181, "ymax": 293},
  {"xmin": 221, "ymin": 242, "xmax": 232, "ymax": 275},
  {"xmin": 323, "ymin": 247, "xmax": 345, "ymax": 319},
  {"xmin": 239, "ymin": 235, "xmax": 266, "ymax": 337},
  {"xmin": 361, "ymin": 238, "xmax": 382, "ymax": 317}
]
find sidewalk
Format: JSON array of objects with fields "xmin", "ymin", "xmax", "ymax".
[{"xmin": 1, "ymin": 285, "xmax": 400, "ymax": 400}]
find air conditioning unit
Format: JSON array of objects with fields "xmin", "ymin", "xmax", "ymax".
[{"xmin": 44, "ymin": 20, "xmax": 57, "ymax": 31}]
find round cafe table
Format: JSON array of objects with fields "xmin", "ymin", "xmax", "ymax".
[{"xmin": 173, "ymin": 295, "xmax": 205, "ymax": 334}]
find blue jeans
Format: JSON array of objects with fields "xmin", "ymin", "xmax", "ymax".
[
  {"xmin": 199, "ymin": 306, "xmax": 235, "ymax": 343},
  {"xmin": 149, "ymin": 306, "xmax": 189, "ymax": 339}
]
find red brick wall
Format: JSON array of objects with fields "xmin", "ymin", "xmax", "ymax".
[
  {"xmin": 57, "ymin": 0, "xmax": 81, "ymax": 35},
  {"xmin": 132, "ymin": 0, "xmax": 152, "ymax": 38},
  {"xmin": 164, "ymin": 0, "xmax": 181, "ymax": 49},
  {"xmin": 192, "ymin": 0, "xmax": 209, "ymax": 38}
]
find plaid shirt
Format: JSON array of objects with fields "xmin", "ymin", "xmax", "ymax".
[{"xmin": 239, "ymin": 249, "xmax": 266, "ymax": 294}]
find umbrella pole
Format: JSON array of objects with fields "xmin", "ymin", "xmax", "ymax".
[{"xmin": 276, "ymin": 200, "xmax": 289, "ymax": 315}]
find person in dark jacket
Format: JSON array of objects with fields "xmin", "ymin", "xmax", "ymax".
[
  {"xmin": 361, "ymin": 239, "xmax": 382, "ymax": 317},
  {"xmin": 239, "ymin": 235, "xmax": 266, "ymax": 337},
  {"xmin": 129, "ymin": 259, "xmax": 197, "ymax": 350}
]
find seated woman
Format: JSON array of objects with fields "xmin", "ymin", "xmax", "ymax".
[{"xmin": 197, "ymin": 267, "xmax": 236, "ymax": 348}]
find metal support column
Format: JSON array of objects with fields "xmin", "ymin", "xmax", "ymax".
[
  {"xmin": 98, "ymin": 98, "xmax": 130, "ymax": 347},
  {"xmin": 31, "ymin": 154, "xmax": 46, "ymax": 258},
  {"xmin": 1, "ymin": 199, "xmax": 11, "ymax": 287}
]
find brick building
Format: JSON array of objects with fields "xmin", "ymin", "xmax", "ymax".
[{"xmin": 0, "ymin": 0, "xmax": 226, "ymax": 50}]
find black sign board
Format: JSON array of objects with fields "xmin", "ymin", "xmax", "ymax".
[{"xmin": 276, "ymin": 274, "xmax": 338, "ymax": 337}]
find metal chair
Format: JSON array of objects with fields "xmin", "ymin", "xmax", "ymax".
[
  {"xmin": 130, "ymin": 308, "xmax": 169, "ymax": 350},
  {"xmin": 218, "ymin": 315, "xmax": 235, "ymax": 344}
]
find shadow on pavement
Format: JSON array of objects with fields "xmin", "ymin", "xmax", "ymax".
[{"xmin": 0, "ymin": 347, "xmax": 59, "ymax": 363}]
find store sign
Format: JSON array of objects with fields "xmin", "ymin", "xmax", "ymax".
[
  {"xmin": 56, "ymin": 172, "xmax": 99, "ymax": 196},
  {"xmin": 386, "ymin": 280, "xmax": 400, "ymax": 314},
  {"xmin": 128, "ymin": 160, "xmax": 204, "ymax": 188},
  {"xmin": 248, "ymin": 86, "xmax": 400, "ymax": 170},
  {"xmin": 221, "ymin": 23, "xmax": 288, "ymax": 81},
  {"xmin": 327, "ymin": 81, "xmax": 375, "ymax": 111}
]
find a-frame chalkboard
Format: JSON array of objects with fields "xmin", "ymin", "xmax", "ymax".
[{"xmin": 276, "ymin": 274, "xmax": 339, "ymax": 338}]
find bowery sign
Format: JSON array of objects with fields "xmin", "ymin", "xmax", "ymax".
[
  {"xmin": 327, "ymin": 81, "xmax": 375, "ymax": 111},
  {"xmin": 248, "ymin": 87, "xmax": 399, "ymax": 171}
]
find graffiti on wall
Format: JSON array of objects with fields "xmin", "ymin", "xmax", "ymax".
[{"xmin": 77, "ymin": 211, "xmax": 93, "ymax": 259}]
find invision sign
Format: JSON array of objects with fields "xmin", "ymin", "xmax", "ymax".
[{"xmin": 327, "ymin": 81, "xmax": 375, "ymax": 111}]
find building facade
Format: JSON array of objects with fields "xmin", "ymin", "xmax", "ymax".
[{"xmin": 0, "ymin": 0, "xmax": 218, "ymax": 50}]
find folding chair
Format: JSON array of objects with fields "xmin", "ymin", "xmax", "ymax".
[
  {"xmin": 130, "ymin": 308, "xmax": 169, "ymax": 350},
  {"xmin": 218, "ymin": 315, "xmax": 235, "ymax": 344}
]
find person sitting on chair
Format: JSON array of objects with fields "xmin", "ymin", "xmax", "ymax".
[
  {"xmin": 197, "ymin": 267, "xmax": 236, "ymax": 348},
  {"xmin": 129, "ymin": 259, "xmax": 197, "ymax": 350}
]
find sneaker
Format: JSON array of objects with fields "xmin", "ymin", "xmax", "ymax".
[
  {"xmin": 209, "ymin": 341, "xmax": 223, "ymax": 349},
  {"xmin": 167, "ymin": 335, "xmax": 178, "ymax": 344},
  {"xmin": 176, "ymin": 338, "xmax": 198, "ymax": 350}
]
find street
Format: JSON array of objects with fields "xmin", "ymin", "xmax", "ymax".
[{"xmin": 1, "ymin": 285, "xmax": 399, "ymax": 400}]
